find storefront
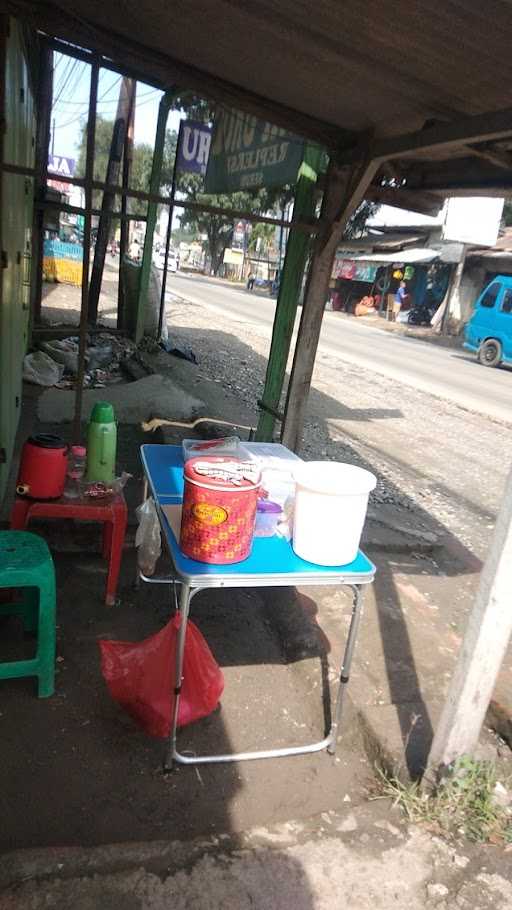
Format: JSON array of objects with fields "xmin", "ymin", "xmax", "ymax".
[{"xmin": 329, "ymin": 248, "xmax": 449, "ymax": 317}]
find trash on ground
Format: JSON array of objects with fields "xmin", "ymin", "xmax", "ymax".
[
  {"xmin": 142, "ymin": 415, "xmax": 253, "ymax": 435},
  {"xmin": 160, "ymin": 338, "xmax": 198, "ymax": 364},
  {"xmin": 23, "ymin": 351, "xmax": 64, "ymax": 386},
  {"xmin": 40, "ymin": 338, "xmax": 79, "ymax": 373},
  {"xmin": 26, "ymin": 333, "xmax": 139, "ymax": 389}
]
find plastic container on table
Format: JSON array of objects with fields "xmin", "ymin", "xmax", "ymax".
[
  {"xmin": 85, "ymin": 401, "xmax": 117, "ymax": 485},
  {"xmin": 254, "ymin": 500, "xmax": 282, "ymax": 537},
  {"xmin": 63, "ymin": 445, "xmax": 87, "ymax": 498},
  {"xmin": 180, "ymin": 455, "xmax": 261, "ymax": 564},
  {"xmin": 292, "ymin": 461, "xmax": 376, "ymax": 566}
]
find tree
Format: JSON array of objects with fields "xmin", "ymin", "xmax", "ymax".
[
  {"xmin": 76, "ymin": 115, "xmax": 178, "ymax": 217},
  {"xmin": 177, "ymin": 178, "xmax": 284, "ymax": 274},
  {"xmin": 248, "ymin": 222, "xmax": 276, "ymax": 255},
  {"xmin": 343, "ymin": 200, "xmax": 379, "ymax": 239}
]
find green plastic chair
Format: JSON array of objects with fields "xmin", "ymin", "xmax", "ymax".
[{"xmin": 0, "ymin": 531, "xmax": 56, "ymax": 697}]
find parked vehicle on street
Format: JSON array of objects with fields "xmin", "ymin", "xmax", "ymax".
[
  {"xmin": 463, "ymin": 276, "xmax": 512, "ymax": 368},
  {"xmin": 153, "ymin": 250, "xmax": 179, "ymax": 272}
]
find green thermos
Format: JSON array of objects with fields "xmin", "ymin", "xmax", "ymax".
[{"xmin": 85, "ymin": 401, "xmax": 117, "ymax": 484}]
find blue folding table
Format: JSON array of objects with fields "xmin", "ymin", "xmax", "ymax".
[{"xmin": 140, "ymin": 443, "xmax": 376, "ymax": 770}]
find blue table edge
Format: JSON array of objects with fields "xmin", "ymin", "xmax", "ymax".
[{"xmin": 141, "ymin": 444, "xmax": 376, "ymax": 587}]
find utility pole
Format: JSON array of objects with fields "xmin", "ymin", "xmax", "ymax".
[
  {"xmin": 117, "ymin": 80, "xmax": 136, "ymax": 329},
  {"xmin": 426, "ymin": 463, "xmax": 512, "ymax": 776},
  {"xmin": 88, "ymin": 76, "xmax": 133, "ymax": 325},
  {"xmin": 157, "ymin": 118, "xmax": 182, "ymax": 339},
  {"xmin": 135, "ymin": 90, "xmax": 174, "ymax": 342}
]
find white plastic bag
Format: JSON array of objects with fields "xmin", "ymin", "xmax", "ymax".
[
  {"xmin": 23, "ymin": 351, "xmax": 64, "ymax": 386},
  {"xmin": 135, "ymin": 497, "xmax": 162, "ymax": 576},
  {"xmin": 40, "ymin": 339, "xmax": 79, "ymax": 374}
]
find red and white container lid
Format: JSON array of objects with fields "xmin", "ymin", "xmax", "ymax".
[
  {"xmin": 180, "ymin": 456, "xmax": 261, "ymax": 565},
  {"xmin": 184, "ymin": 456, "xmax": 261, "ymax": 492}
]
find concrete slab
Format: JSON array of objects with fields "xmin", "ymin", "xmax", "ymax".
[
  {"xmin": 37, "ymin": 375, "xmax": 205, "ymax": 424},
  {"xmin": 2, "ymin": 804, "xmax": 512, "ymax": 910}
]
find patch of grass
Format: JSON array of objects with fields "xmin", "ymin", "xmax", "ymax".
[{"xmin": 372, "ymin": 756, "xmax": 512, "ymax": 844}]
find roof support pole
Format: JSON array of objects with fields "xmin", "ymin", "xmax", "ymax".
[
  {"xmin": 255, "ymin": 145, "xmax": 323, "ymax": 441},
  {"xmin": 281, "ymin": 157, "xmax": 378, "ymax": 452},
  {"xmin": 134, "ymin": 89, "xmax": 174, "ymax": 342}
]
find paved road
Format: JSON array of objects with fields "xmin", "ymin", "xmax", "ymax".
[{"xmin": 167, "ymin": 272, "xmax": 511, "ymax": 424}]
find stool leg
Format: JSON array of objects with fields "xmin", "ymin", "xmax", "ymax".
[
  {"xmin": 10, "ymin": 499, "xmax": 30, "ymax": 530},
  {"xmin": 20, "ymin": 587, "xmax": 39, "ymax": 633},
  {"xmin": 105, "ymin": 511, "xmax": 127, "ymax": 606},
  {"xmin": 36, "ymin": 577, "xmax": 56, "ymax": 698},
  {"xmin": 102, "ymin": 521, "xmax": 113, "ymax": 560}
]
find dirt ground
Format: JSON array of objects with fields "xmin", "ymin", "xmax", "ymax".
[
  {"xmin": 0, "ymin": 418, "xmax": 374, "ymax": 852},
  {"xmin": 3, "ymin": 273, "xmax": 512, "ymax": 876}
]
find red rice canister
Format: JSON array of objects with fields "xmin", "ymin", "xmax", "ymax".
[{"xmin": 180, "ymin": 456, "xmax": 261, "ymax": 564}]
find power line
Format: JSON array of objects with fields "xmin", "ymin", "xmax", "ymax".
[
  {"xmin": 52, "ymin": 55, "xmax": 74, "ymax": 104},
  {"xmin": 55, "ymin": 90, "xmax": 160, "ymax": 131},
  {"xmin": 63, "ymin": 61, "xmax": 87, "ymax": 105},
  {"xmin": 53, "ymin": 85, "xmax": 157, "ymax": 107},
  {"xmin": 52, "ymin": 58, "xmax": 80, "ymax": 109}
]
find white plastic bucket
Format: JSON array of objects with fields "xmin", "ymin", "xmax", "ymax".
[{"xmin": 292, "ymin": 461, "xmax": 376, "ymax": 566}]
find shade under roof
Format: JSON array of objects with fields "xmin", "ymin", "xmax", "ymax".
[{"xmin": 9, "ymin": 0, "xmax": 512, "ymax": 205}]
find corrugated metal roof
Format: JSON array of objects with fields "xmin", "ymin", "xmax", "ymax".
[
  {"xmin": 10, "ymin": 0, "xmax": 512, "ymax": 203},
  {"xmin": 11, "ymin": 2, "xmax": 512, "ymax": 138}
]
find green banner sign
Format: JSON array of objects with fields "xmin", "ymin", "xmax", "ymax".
[{"xmin": 205, "ymin": 108, "xmax": 304, "ymax": 194}]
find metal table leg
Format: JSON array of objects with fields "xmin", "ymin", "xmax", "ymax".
[
  {"xmin": 165, "ymin": 582, "xmax": 365, "ymax": 767},
  {"xmin": 327, "ymin": 584, "xmax": 363, "ymax": 755},
  {"xmin": 164, "ymin": 581, "xmax": 192, "ymax": 771}
]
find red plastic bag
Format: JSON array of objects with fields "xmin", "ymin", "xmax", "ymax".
[{"xmin": 99, "ymin": 614, "xmax": 224, "ymax": 737}]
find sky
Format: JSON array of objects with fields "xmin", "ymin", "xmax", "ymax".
[{"xmin": 51, "ymin": 51, "xmax": 183, "ymax": 166}]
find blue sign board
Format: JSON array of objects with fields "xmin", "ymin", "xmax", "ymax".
[
  {"xmin": 176, "ymin": 121, "xmax": 212, "ymax": 176},
  {"xmin": 48, "ymin": 155, "xmax": 76, "ymax": 177}
]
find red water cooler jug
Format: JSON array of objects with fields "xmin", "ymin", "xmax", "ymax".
[{"xmin": 17, "ymin": 434, "xmax": 69, "ymax": 499}]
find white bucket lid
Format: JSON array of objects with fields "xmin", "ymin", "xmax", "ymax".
[{"xmin": 294, "ymin": 461, "xmax": 377, "ymax": 495}]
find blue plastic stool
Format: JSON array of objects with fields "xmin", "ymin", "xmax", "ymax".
[{"xmin": 0, "ymin": 531, "xmax": 56, "ymax": 697}]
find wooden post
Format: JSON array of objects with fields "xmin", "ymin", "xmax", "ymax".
[
  {"xmin": 281, "ymin": 158, "xmax": 378, "ymax": 452},
  {"xmin": 255, "ymin": 145, "xmax": 322, "ymax": 441},
  {"xmin": 88, "ymin": 76, "xmax": 134, "ymax": 325},
  {"xmin": 134, "ymin": 90, "xmax": 173, "ymax": 342},
  {"xmin": 426, "ymin": 464, "xmax": 512, "ymax": 774}
]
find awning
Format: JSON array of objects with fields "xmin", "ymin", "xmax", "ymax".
[
  {"xmin": 335, "ymin": 248, "xmax": 439, "ymax": 265},
  {"xmin": 332, "ymin": 247, "xmax": 439, "ymax": 281}
]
